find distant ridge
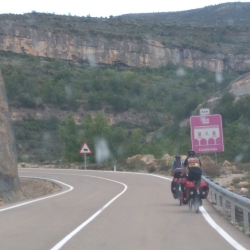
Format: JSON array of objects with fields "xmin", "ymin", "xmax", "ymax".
[{"xmin": 119, "ymin": 2, "xmax": 250, "ymax": 26}]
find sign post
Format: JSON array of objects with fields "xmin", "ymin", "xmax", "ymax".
[
  {"xmin": 190, "ymin": 115, "xmax": 224, "ymax": 161},
  {"xmin": 78, "ymin": 142, "xmax": 92, "ymax": 170}
]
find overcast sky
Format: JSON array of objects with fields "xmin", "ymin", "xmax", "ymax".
[{"xmin": 1, "ymin": 1, "xmax": 249, "ymax": 17}]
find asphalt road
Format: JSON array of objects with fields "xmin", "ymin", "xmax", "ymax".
[{"xmin": 0, "ymin": 168, "xmax": 249, "ymax": 250}]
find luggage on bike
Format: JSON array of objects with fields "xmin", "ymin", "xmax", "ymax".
[
  {"xmin": 181, "ymin": 191, "xmax": 188, "ymax": 204},
  {"xmin": 186, "ymin": 181, "xmax": 195, "ymax": 199},
  {"xmin": 171, "ymin": 178, "xmax": 179, "ymax": 194},
  {"xmin": 200, "ymin": 181, "xmax": 209, "ymax": 199},
  {"xmin": 181, "ymin": 177, "xmax": 187, "ymax": 192},
  {"xmin": 171, "ymin": 178, "xmax": 178, "ymax": 193},
  {"xmin": 171, "ymin": 178, "xmax": 180, "ymax": 199}
]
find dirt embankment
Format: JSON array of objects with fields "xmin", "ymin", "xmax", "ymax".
[{"xmin": 0, "ymin": 178, "xmax": 61, "ymax": 206}]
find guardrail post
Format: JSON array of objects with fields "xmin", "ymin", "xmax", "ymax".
[
  {"xmin": 243, "ymin": 210, "xmax": 250, "ymax": 234},
  {"xmin": 211, "ymin": 189, "xmax": 216, "ymax": 203},
  {"xmin": 222, "ymin": 196, "xmax": 226, "ymax": 214},
  {"xmin": 230, "ymin": 201, "xmax": 236, "ymax": 223},
  {"xmin": 216, "ymin": 192, "xmax": 220, "ymax": 206},
  {"xmin": 202, "ymin": 175, "xmax": 250, "ymax": 234}
]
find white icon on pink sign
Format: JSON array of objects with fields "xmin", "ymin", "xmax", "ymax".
[{"xmin": 194, "ymin": 125, "xmax": 220, "ymax": 146}]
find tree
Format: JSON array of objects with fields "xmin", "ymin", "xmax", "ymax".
[
  {"xmin": 87, "ymin": 92, "xmax": 102, "ymax": 110},
  {"xmin": 106, "ymin": 126, "xmax": 126, "ymax": 161},
  {"xmin": 79, "ymin": 113, "xmax": 127, "ymax": 163},
  {"xmin": 80, "ymin": 113, "xmax": 112, "ymax": 163},
  {"xmin": 214, "ymin": 93, "xmax": 239, "ymax": 125},
  {"xmin": 126, "ymin": 129, "xmax": 144, "ymax": 157},
  {"xmin": 59, "ymin": 114, "xmax": 81, "ymax": 162}
]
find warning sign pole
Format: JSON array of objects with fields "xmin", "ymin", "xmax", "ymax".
[
  {"xmin": 78, "ymin": 142, "xmax": 92, "ymax": 170},
  {"xmin": 84, "ymin": 154, "xmax": 86, "ymax": 170}
]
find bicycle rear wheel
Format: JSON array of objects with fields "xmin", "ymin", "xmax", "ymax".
[
  {"xmin": 188, "ymin": 198, "xmax": 193, "ymax": 212},
  {"xmin": 194, "ymin": 198, "xmax": 199, "ymax": 213},
  {"xmin": 179, "ymin": 192, "xmax": 183, "ymax": 206}
]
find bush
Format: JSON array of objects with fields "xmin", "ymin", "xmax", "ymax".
[
  {"xmin": 157, "ymin": 159, "xmax": 171, "ymax": 172},
  {"xmin": 146, "ymin": 164, "xmax": 156, "ymax": 173},
  {"xmin": 119, "ymin": 159, "xmax": 146, "ymax": 172},
  {"xmin": 232, "ymin": 162, "xmax": 250, "ymax": 173},
  {"xmin": 202, "ymin": 162, "xmax": 221, "ymax": 177},
  {"xmin": 18, "ymin": 94, "xmax": 37, "ymax": 108}
]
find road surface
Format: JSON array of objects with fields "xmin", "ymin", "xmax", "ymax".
[{"xmin": 0, "ymin": 168, "xmax": 249, "ymax": 250}]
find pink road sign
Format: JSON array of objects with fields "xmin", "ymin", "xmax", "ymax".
[{"xmin": 190, "ymin": 114, "xmax": 224, "ymax": 153}]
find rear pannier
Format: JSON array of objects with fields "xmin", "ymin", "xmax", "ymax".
[
  {"xmin": 181, "ymin": 177, "xmax": 187, "ymax": 192},
  {"xmin": 171, "ymin": 178, "xmax": 179, "ymax": 193},
  {"xmin": 186, "ymin": 181, "xmax": 195, "ymax": 199},
  {"xmin": 200, "ymin": 181, "xmax": 209, "ymax": 199}
]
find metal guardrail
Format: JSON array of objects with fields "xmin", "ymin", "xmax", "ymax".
[{"xmin": 202, "ymin": 174, "xmax": 250, "ymax": 234}]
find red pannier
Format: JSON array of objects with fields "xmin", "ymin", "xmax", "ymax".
[
  {"xmin": 171, "ymin": 178, "xmax": 179, "ymax": 193},
  {"xmin": 181, "ymin": 177, "xmax": 187, "ymax": 192},
  {"xmin": 200, "ymin": 181, "xmax": 209, "ymax": 199},
  {"xmin": 186, "ymin": 181, "xmax": 195, "ymax": 199}
]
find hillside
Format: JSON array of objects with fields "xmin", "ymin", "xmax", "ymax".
[
  {"xmin": 121, "ymin": 2, "xmax": 250, "ymax": 26},
  {"xmin": 0, "ymin": 3, "xmax": 250, "ymax": 72},
  {"xmin": 0, "ymin": 2, "xmax": 250, "ymax": 164}
]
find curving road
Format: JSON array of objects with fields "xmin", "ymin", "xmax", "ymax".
[{"xmin": 0, "ymin": 168, "xmax": 249, "ymax": 250}]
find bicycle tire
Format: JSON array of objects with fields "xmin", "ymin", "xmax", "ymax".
[
  {"xmin": 194, "ymin": 193, "xmax": 201, "ymax": 213},
  {"xmin": 174, "ymin": 189, "xmax": 179, "ymax": 199},
  {"xmin": 189, "ymin": 198, "xmax": 193, "ymax": 212},
  {"xmin": 194, "ymin": 198, "xmax": 199, "ymax": 213},
  {"xmin": 175, "ymin": 184, "xmax": 180, "ymax": 199},
  {"xmin": 179, "ymin": 192, "xmax": 182, "ymax": 206}
]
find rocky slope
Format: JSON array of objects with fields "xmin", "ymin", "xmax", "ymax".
[
  {"xmin": 230, "ymin": 72, "xmax": 250, "ymax": 97},
  {"xmin": 0, "ymin": 71, "xmax": 20, "ymax": 192}
]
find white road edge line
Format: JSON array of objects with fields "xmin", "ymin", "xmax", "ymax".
[
  {"xmin": 150, "ymin": 173, "xmax": 247, "ymax": 250},
  {"xmin": 50, "ymin": 175, "xmax": 127, "ymax": 250},
  {"xmin": 199, "ymin": 206, "xmax": 247, "ymax": 250},
  {"xmin": 19, "ymin": 169, "xmax": 247, "ymax": 250},
  {"xmin": 0, "ymin": 176, "xmax": 73, "ymax": 212}
]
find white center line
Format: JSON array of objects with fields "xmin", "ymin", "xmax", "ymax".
[{"xmin": 50, "ymin": 175, "xmax": 128, "ymax": 250}]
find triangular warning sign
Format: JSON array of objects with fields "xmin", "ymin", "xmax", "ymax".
[{"xmin": 78, "ymin": 142, "xmax": 92, "ymax": 154}]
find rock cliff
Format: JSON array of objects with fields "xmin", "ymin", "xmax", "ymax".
[
  {"xmin": 0, "ymin": 71, "xmax": 20, "ymax": 192},
  {"xmin": 1, "ymin": 23, "xmax": 250, "ymax": 73}
]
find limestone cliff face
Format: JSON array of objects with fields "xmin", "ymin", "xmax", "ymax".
[
  {"xmin": 1, "ymin": 24, "xmax": 250, "ymax": 72},
  {"xmin": 0, "ymin": 70, "xmax": 20, "ymax": 191}
]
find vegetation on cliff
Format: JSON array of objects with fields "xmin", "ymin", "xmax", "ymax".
[{"xmin": 0, "ymin": 50, "xmax": 243, "ymax": 163}]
